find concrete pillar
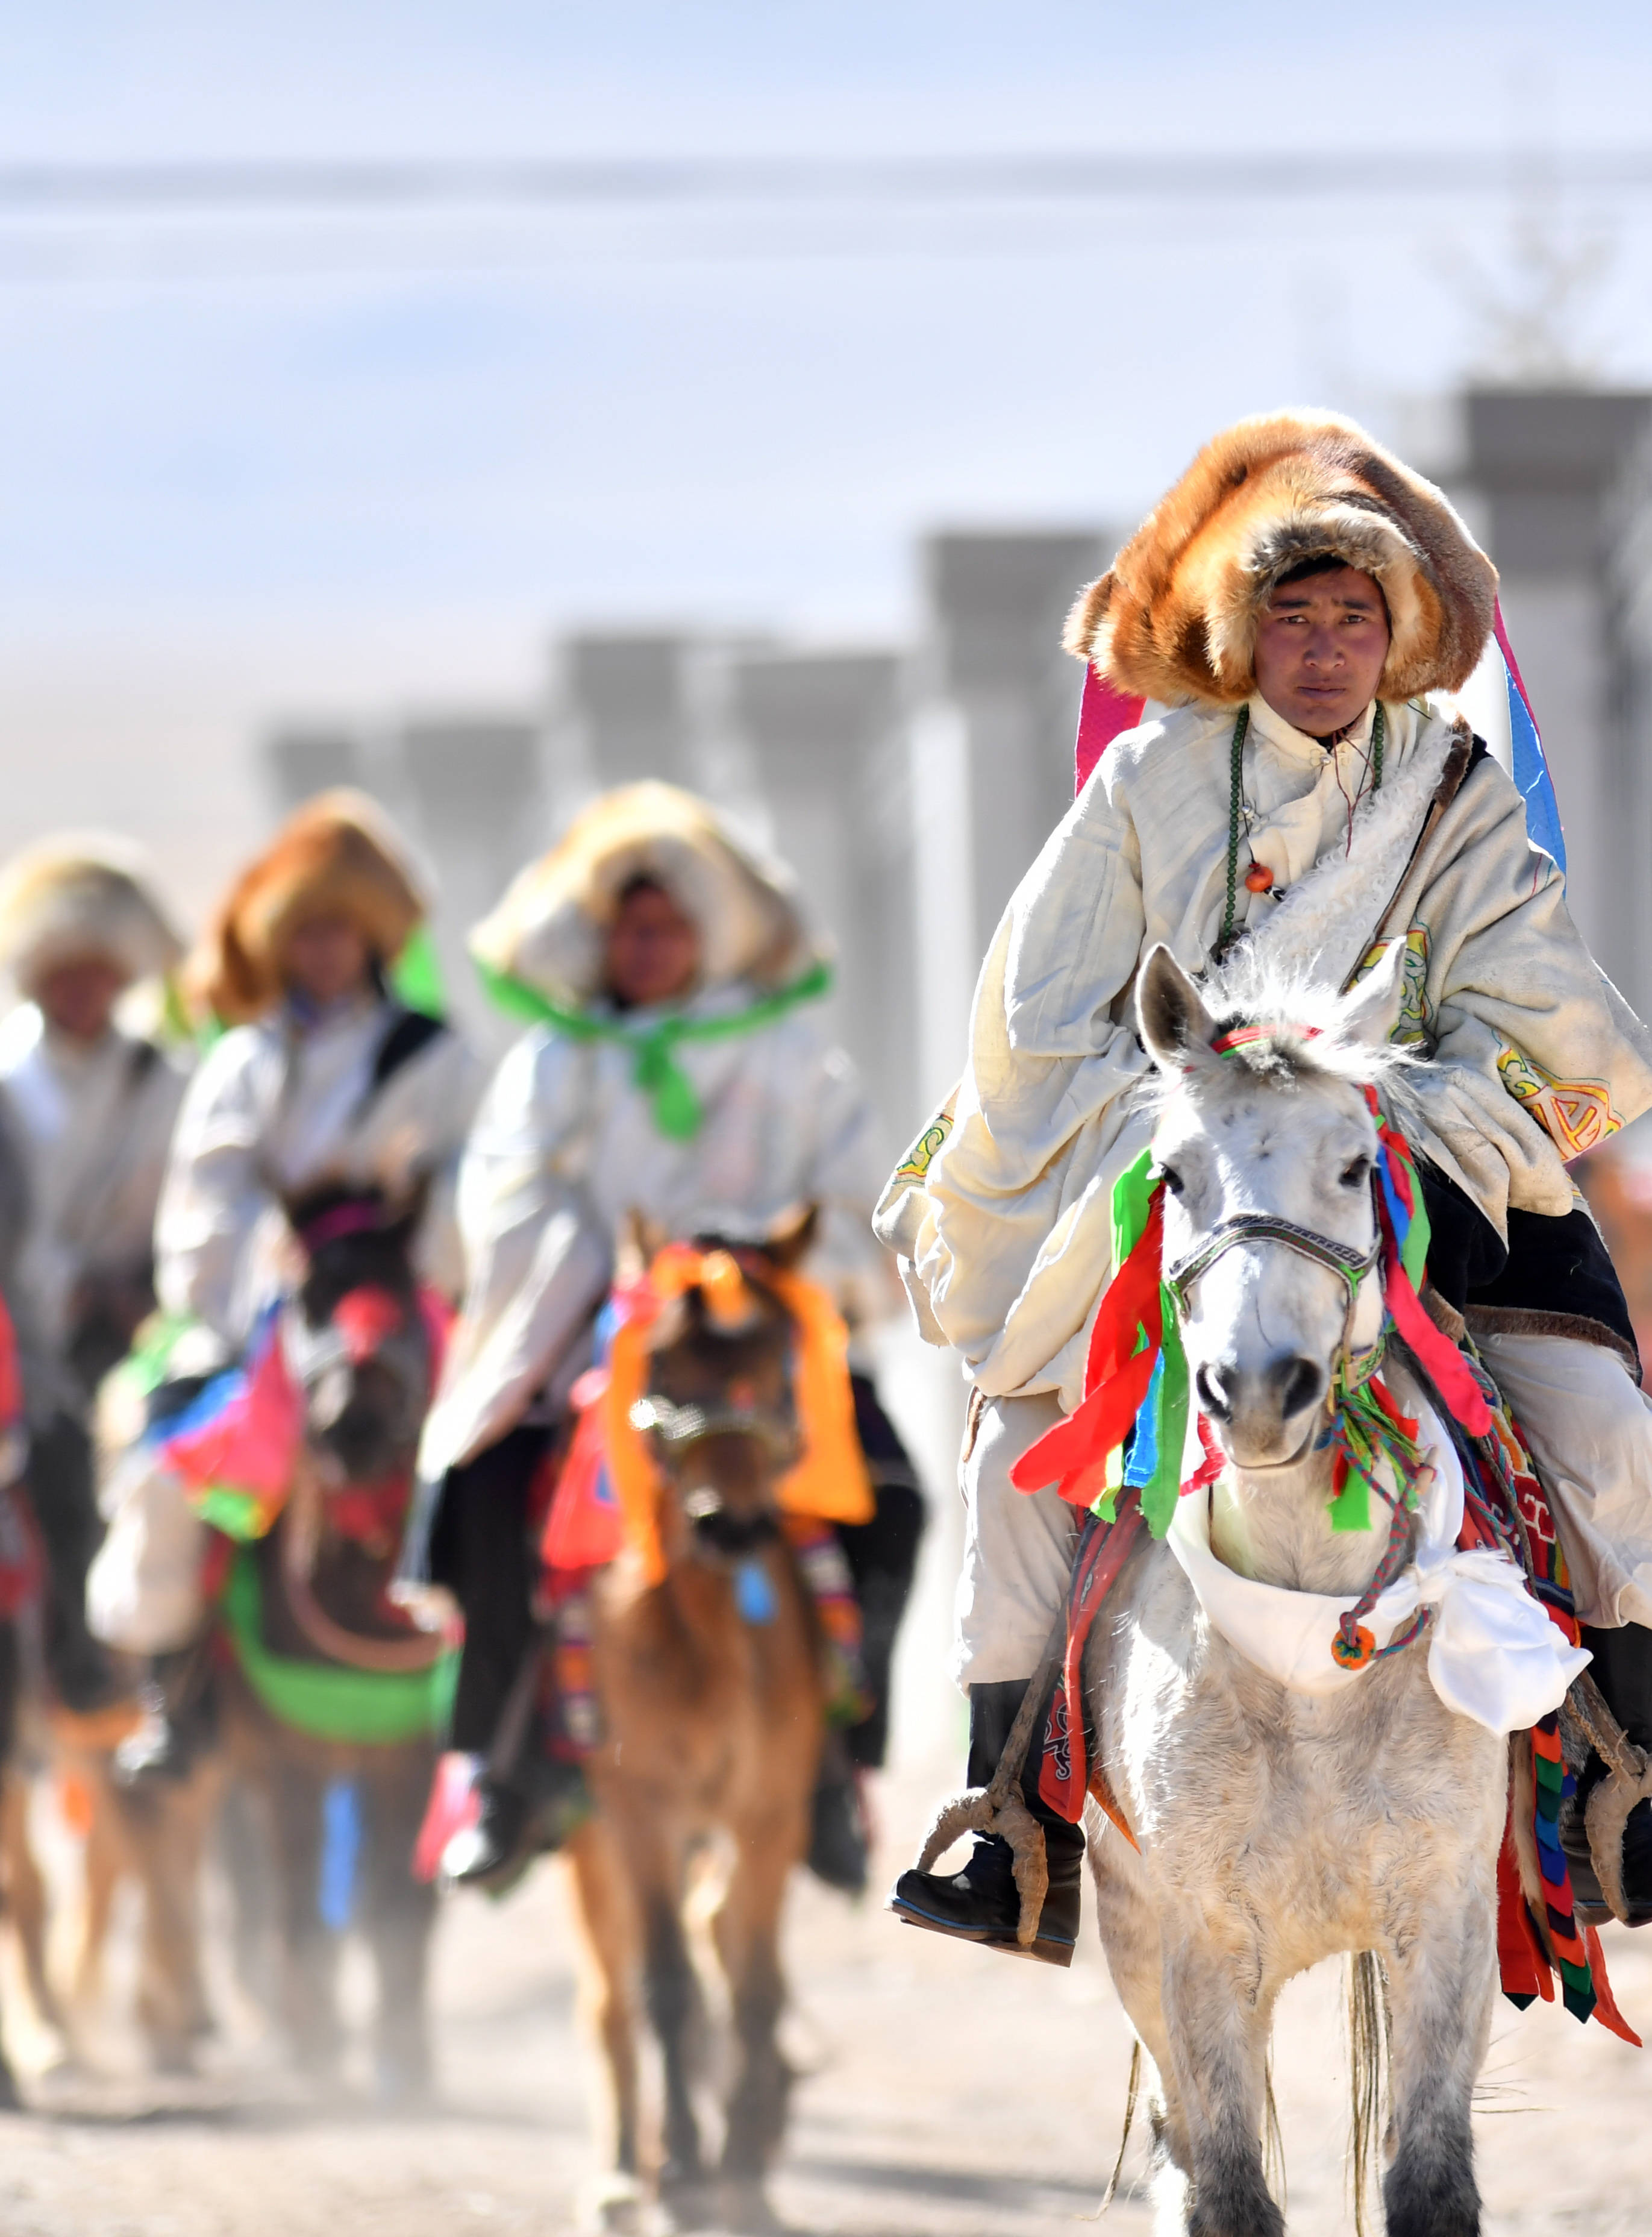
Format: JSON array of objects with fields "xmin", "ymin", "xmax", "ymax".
[
  {"xmin": 1461, "ymin": 389, "xmax": 1652, "ymax": 999},
  {"xmin": 727, "ymin": 648, "xmax": 913, "ymax": 1137},
  {"xmin": 560, "ymin": 633, "xmax": 692, "ymax": 793},
  {"xmin": 396, "ymin": 717, "xmax": 544, "ymax": 1050},
  {"xmin": 924, "ymin": 530, "xmax": 1108, "ymax": 969},
  {"xmin": 262, "ymin": 728, "xmax": 369, "ymax": 815}
]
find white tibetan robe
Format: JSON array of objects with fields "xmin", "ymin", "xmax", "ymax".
[
  {"xmin": 878, "ymin": 692, "xmax": 1652, "ymax": 1414},
  {"xmin": 0, "ymin": 1007, "xmax": 187, "ymax": 1379},
  {"xmin": 154, "ymin": 993, "xmax": 481, "ymax": 1354},
  {"xmin": 416, "ymin": 984, "xmax": 896, "ymax": 1484}
]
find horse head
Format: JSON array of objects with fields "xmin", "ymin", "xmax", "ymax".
[
  {"xmin": 1136, "ymin": 941, "xmax": 1408, "ymax": 1472},
  {"xmin": 623, "ymin": 1205, "xmax": 817, "ymax": 1567},
  {"xmin": 280, "ymin": 1181, "xmax": 434, "ymax": 1497}
]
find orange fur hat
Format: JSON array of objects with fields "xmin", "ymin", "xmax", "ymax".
[
  {"xmin": 1066, "ymin": 410, "xmax": 1498, "ymax": 707},
  {"xmin": 187, "ymin": 790, "xmax": 427, "ymax": 1025}
]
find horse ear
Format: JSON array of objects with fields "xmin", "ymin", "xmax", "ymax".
[
  {"xmin": 763, "ymin": 1202, "xmax": 819, "ymax": 1270},
  {"xmin": 385, "ymin": 1172, "xmax": 431, "ymax": 1250},
  {"xmin": 1342, "ymin": 940, "xmax": 1408, "ymax": 1050},
  {"xmin": 1136, "ymin": 945, "xmax": 1219, "ymax": 1071},
  {"xmin": 616, "ymin": 1207, "xmax": 667, "ymax": 1285}
]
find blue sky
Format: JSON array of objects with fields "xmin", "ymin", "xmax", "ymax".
[{"xmin": 2, "ymin": 3, "xmax": 1652, "ymax": 907}]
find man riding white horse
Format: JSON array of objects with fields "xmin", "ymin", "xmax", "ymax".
[
  {"xmin": 881, "ymin": 409, "xmax": 1652, "ymax": 1960},
  {"xmin": 0, "ymin": 839, "xmax": 187, "ymax": 1718},
  {"xmin": 99, "ymin": 791, "xmax": 480, "ymax": 1779},
  {"xmin": 401, "ymin": 782, "xmax": 923, "ymax": 1892}
]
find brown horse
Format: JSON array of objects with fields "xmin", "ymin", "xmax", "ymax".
[
  {"xmin": 565, "ymin": 1214, "xmax": 833, "ymax": 2234},
  {"xmin": 120, "ymin": 1187, "xmax": 449, "ymax": 2097}
]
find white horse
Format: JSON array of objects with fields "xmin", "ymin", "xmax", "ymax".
[{"xmin": 1083, "ymin": 944, "xmax": 1567, "ymax": 2237}]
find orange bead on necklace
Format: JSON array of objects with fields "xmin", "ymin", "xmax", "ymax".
[{"xmin": 1244, "ymin": 861, "xmax": 1274, "ymax": 893}]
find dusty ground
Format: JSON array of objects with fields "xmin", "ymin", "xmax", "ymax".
[{"xmin": 0, "ymin": 1752, "xmax": 1645, "ymax": 2237}]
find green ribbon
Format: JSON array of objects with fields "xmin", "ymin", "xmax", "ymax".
[
  {"xmin": 389, "ymin": 923, "xmax": 447, "ymax": 1020},
  {"xmin": 473, "ymin": 957, "xmax": 834, "ymax": 1140},
  {"xmin": 1101, "ymin": 1149, "xmax": 1189, "ymax": 1538}
]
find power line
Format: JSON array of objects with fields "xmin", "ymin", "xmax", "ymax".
[{"xmin": 0, "ymin": 152, "xmax": 1647, "ymax": 217}]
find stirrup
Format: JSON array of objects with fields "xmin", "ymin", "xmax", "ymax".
[
  {"xmin": 903, "ymin": 1640, "xmax": 1062, "ymax": 1953},
  {"xmin": 1566, "ymin": 1669, "xmax": 1652, "ymax": 1925}
]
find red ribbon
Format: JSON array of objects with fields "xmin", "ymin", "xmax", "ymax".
[{"xmin": 1011, "ymin": 1191, "xmax": 1165, "ymax": 1507}]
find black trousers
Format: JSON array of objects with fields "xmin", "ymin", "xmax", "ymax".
[
  {"xmin": 428, "ymin": 1424, "xmax": 548, "ymax": 1755},
  {"xmin": 27, "ymin": 1411, "xmax": 111, "ymax": 1712},
  {"xmin": 837, "ymin": 1375, "xmax": 926, "ymax": 1770},
  {"xmin": 435, "ymin": 1378, "xmax": 926, "ymax": 1772}
]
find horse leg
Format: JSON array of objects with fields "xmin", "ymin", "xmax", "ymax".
[
  {"xmin": 72, "ymin": 1771, "xmax": 124, "ymax": 2017},
  {"xmin": 2, "ymin": 1763, "xmax": 63, "ymax": 2039},
  {"xmin": 710, "ymin": 1806, "xmax": 798, "ymax": 2200},
  {"xmin": 120, "ymin": 1762, "xmax": 216, "ymax": 2069},
  {"xmin": 358, "ymin": 1748, "xmax": 437, "ymax": 2104},
  {"xmin": 603, "ymin": 1801, "xmax": 702, "ymax": 2197},
  {"xmin": 1087, "ymin": 1833, "xmax": 1196, "ymax": 2232},
  {"xmin": 1379, "ymin": 1890, "xmax": 1496, "ymax": 2237},
  {"xmin": 564, "ymin": 1815, "xmax": 645, "ymax": 2226},
  {"xmin": 1157, "ymin": 1928, "xmax": 1281, "ymax": 2237},
  {"xmin": 262, "ymin": 1751, "xmax": 345, "ymax": 2080}
]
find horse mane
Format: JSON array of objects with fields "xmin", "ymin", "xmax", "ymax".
[{"xmin": 1171, "ymin": 947, "xmax": 1422, "ymax": 1123}]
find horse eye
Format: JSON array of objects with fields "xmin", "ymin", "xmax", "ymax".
[
  {"xmin": 1340, "ymin": 1156, "xmax": 1372, "ymax": 1190},
  {"xmin": 1157, "ymin": 1165, "xmax": 1185, "ymax": 1197}
]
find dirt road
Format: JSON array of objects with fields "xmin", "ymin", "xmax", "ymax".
[{"xmin": 0, "ymin": 1752, "xmax": 1645, "ymax": 2236}]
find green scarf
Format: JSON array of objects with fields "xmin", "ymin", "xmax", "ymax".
[{"xmin": 474, "ymin": 957, "xmax": 833, "ymax": 1140}]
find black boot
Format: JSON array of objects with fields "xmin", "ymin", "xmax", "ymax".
[
  {"xmin": 807, "ymin": 1730, "xmax": 869, "ymax": 1895},
  {"xmin": 439, "ymin": 1772, "xmax": 532, "ymax": 1890},
  {"xmin": 442, "ymin": 1626, "xmax": 592, "ymax": 1893},
  {"xmin": 1560, "ymin": 1622, "xmax": 1652, "ymax": 1927},
  {"xmin": 28, "ymin": 1411, "xmax": 121, "ymax": 1715},
  {"xmin": 888, "ymin": 1678, "xmax": 1083, "ymax": 1968}
]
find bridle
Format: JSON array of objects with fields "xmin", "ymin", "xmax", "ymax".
[
  {"xmin": 1162, "ymin": 1187, "xmax": 1387, "ymax": 1407},
  {"xmin": 628, "ymin": 1390, "xmax": 799, "ymax": 1467},
  {"xmin": 1163, "ymin": 1211, "xmax": 1380, "ymax": 1323}
]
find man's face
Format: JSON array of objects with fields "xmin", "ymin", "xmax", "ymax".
[
  {"xmin": 604, "ymin": 883, "xmax": 701, "ymax": 1009},
  {"xmin": 34, "ymin": 954, "xmax": 127, "ymax": 1044},
  {"xmin": 1252, "ymin": 565, "xmax": 1391, "ymax": 738},
  {"xmin": 282, "ymin": 912, "xmax": 373, "ymax": 1008}
]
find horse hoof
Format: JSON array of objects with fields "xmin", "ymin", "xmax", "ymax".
[
  {"xmin": 716, "ymin": 2180, "xmax": 783, "ymax": 2236},
  {"xmin": 579, "ymin": 2173, "xmax": 647, "ymax": 2234},
  {"xmin": 655, "ymin": 2166, "xmax": 715, "ymax": 2235},
  {"xmin": 0, "ymin": 2059, "xmax": 25, "ymax": 2112}
]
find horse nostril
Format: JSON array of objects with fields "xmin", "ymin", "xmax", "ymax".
[
  {"xmin": 1274, "ymin": 1355, "xmax": 1326, "ymax": 1419},
  {"xmin": 1195, "ymin": 1364, "xmax": 1233, "ymax": 1423}
]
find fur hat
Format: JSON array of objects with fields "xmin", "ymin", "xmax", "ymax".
[
  {"xmin": 1066, "ymin": 409, "xmax": 1498, "ymax": 707},
  {"xmin": 0, "ymin": 837, "xmax": 183, "ymax": 995},
  {"xmin": 472, "ymin": 782, "xmax": 822, "ymax": 1007},
  {"xmin": 189, "ymin": 790, "xmax": 426, "ymax": 1025}
]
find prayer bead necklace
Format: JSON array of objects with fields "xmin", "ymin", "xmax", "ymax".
[{"xmin": 1216, "ymin": 700, "xmax": 1384, "ymax": 958}]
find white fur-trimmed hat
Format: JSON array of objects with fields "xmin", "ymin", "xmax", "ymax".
[
  {"xmin": 472, "ymin": 782, "xmax": 822, "ymax": 1006},
  {"xmin": 0, "ymin": 836, "xmax": 183, "ymax": 994}
]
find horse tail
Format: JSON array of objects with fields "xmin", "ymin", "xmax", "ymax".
[
  {"xmin": 1099, "ymin": 2037, "xmax": 1140, "ymax": 2212},
  {"xmin": 1347, "ymin": 1950, "xmax": 1390, "ymax": 2237},
  {"xmin": 1262, "ymin": 2044, "xmax": 1286, "ymax": 2209}
]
